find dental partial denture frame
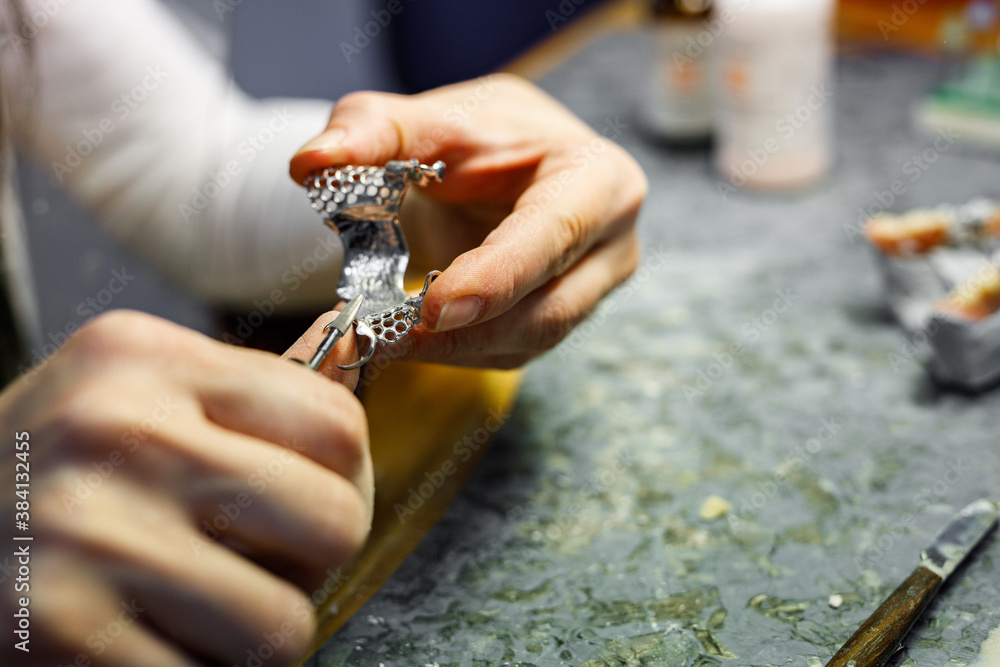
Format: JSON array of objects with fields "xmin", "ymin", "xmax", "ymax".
[{"xmin": 304, "ymin": 159, "xmax": 446, "ymax": 367}]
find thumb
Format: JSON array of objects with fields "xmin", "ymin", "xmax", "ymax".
[{"xmin": 290, "ymin": 91, "xmax": 446, "ymax": 184}]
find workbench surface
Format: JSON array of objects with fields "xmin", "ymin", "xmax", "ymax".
[{"xmin": 309, "ymin": 33, "xmax": 1000, "ymax": 667}]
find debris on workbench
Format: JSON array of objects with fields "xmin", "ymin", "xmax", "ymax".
[
  {"xmin": 974, "ymin": 623, "xmax": 1000, "ymax": 667},
  {"xmin": 698, "ymin": 495, "xmax": 731, "ymax": 521}
]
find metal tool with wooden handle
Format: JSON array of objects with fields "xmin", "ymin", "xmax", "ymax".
[{"xmin": 826, "ymin": 498, "xmax": 999, "ymax": 667}]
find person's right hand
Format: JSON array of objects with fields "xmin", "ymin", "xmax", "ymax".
[{"xmin": 0, "ymin": 309, "xmax": 371, "ymax": 666}]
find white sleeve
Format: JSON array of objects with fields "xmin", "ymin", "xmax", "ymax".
[{"xmin": 9, "ymin": 0, "xmax": 343, "ymax": 308}]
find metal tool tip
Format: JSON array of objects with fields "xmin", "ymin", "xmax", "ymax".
[{"xmin": 326, "ymin": 294, "xmax": 365, "ymax": 335}]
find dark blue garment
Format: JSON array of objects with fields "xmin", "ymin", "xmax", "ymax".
[
  {"xmin": 387, "ymin": 0, "xmax": 604, "ymax": 91},
  {"xmin": 227, "ymin": 1, "xmax": 605, "ymax": 98}
]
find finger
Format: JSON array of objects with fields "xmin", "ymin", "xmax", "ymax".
[
  {"xmin": 180, "ymin": 420, "xmax": 371, "ymax": 585},
  {"xmin": 391, "ymin": 230, "xmax": 640, "ymax": 366},
  {"xmin": 30, "ymin": 556, "xmax": 205, "ymax": 667},
  {"xmin": 38, "ymin": 312, "xmax": 370, "ymax": 493},
  {"xmin": 420, "ymin": 145, "xmax": 646, "ymax": 333},
  {"xmin": 194, "ymin": 339, "xmax": 370, "ymax": 492},
  {"xmin": 280, "ymin": 307, "xmax": 361, "ymax": 384},
  {"xmin": 95, "ymin": 624, "xmax": 209, "ymax": 667},
  {"xmin": 134, "ymin": 536, "xmax": 317, "ymax": 667},
  {"xmin": 86, "ymin": 619, "xmax": 208, "ymax": 667},
  {"xmin": 288, "ymin": 84, "xmax": 546, "ymax": 200},
  {"xmin": 35, "ymin": 481, "xmax": 315, "ymax": 667},
  {"xmin": 49, "ymin": 395, "xmax": 372, "ymax": 579}
]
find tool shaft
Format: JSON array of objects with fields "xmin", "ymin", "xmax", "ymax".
[
  {"xmin": 826, "ymin": 565, "xmax": 942, "ymax": 667},
  {"xmin": 306, "ymin": 328, "xmax": 342, "ymax": 370}
]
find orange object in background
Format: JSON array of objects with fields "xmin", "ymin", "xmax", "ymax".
[
  {"xmin": 937, "ymin": 263, "xmax": 1000, "ymax": 320},
  {"xmin": 865, "ymin": 210, "xmax": 953, "ymax": 256},
  {"xmin": 838, "ymin": 0, "xmax": 1000, "ymax": 53}
]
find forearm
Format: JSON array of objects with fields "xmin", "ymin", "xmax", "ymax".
[{"xmin": 9, "ymin": 0, "xmax": 341, "ymax": 309}]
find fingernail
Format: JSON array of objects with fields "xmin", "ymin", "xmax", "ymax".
[
  {"xmin": 297, "ymin": 127, "xmax": 347, "ymax": 156},
  {"xmin": 433, "ymin": 296, "xmax": 484, "ymax": 332}
]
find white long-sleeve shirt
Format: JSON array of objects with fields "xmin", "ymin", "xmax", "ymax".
[{"xmin": 2, "ymin": 0, "xmax": 342, "ymax": 349}]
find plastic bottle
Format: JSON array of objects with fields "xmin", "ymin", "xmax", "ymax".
[{"xmin": 713, "ymin": 0, "xmax": 835, "ymax": 191}]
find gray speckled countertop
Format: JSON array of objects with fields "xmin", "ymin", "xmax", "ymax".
[{"xmin": 308, "ymin": 34, "xmax": 1000, "ymax": 667}]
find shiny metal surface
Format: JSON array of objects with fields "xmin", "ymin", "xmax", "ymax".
[
  {"xmin": 304, "ymin": 160, "xmax": 445, "ymax": 357},
  {"xmin": 920, "ymin": 498, "xmax": 999, "ymax": 579},
  {"xmin": 952, "ymin": 199, "xmax": 1000, "ymax": 254}
]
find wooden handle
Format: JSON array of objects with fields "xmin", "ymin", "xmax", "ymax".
[{"xmin": 826, "ymin": 566, "xmax": 943, "ymax": 667}]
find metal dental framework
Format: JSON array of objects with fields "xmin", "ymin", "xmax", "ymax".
[{"xmin": 304, "ymin": 159, "xmax": 446, "ymax": 370}]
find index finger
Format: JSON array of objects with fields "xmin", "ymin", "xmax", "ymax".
[{"xmin": 281, "ymin": 307, "xmax": 361, "ymax": 386}]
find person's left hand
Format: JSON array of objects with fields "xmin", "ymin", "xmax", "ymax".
[{"xmin": 290, "ymin": 74, "xmax": 647, "ymax": 368}]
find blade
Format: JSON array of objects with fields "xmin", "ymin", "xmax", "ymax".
[{"xmin": 921, "ymin": 498, "xmax": 999, "ymax": 579}]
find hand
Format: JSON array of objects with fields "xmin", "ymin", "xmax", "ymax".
[
  {"xmin": 0, "ymin": 310, "xmax": 370, "ymax": 666},
  {"xmin": 291, "ymin": 74, "xmax": 647, "ymax": 368}
]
